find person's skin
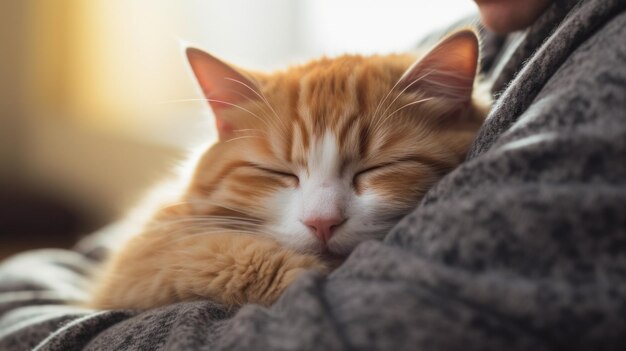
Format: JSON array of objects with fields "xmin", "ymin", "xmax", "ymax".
[{"xmin": 474, "ymin": 0, "xmax": 553, "ymax": 33}]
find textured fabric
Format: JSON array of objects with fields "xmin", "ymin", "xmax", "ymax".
[{"xmin": 1, "ymin": 0, "xmax": 626, "ymax": 349}]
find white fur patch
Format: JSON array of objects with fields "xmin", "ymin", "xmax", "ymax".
[
  {"xmin": 302, "ymin": 131, "xmax": 345, "ymax": 220},
  {"xmin": 267, "ymin": 130, "xmax": 393, "ymax": 255}
]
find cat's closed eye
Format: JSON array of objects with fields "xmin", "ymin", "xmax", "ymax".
[
  {"xmin": 352, "ymin": 162, "xmax": 399, "ymax": 187},
  {"xmin": 252, "ymin": 165, "xmax": 299, "ymax": 186},
  {"xmin": 352, "ymin": 157, "xmax": 436, "ymax": 186}
]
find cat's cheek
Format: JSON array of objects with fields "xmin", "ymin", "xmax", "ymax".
[
  {"xmin": 329, "ymin": 191, "xmax": 399, "ymax": 251},
  {"xmin": 262, "ymin": 187, "xmax": 320, "ymax": 253},
  {"xmin": 356, "ymin": 171, "xmax": 428, "ymax": 217}
]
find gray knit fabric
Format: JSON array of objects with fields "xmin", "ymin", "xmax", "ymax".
[{"xmin": 1, "ymin": 0, "xmax": 625, "ymax": 349}]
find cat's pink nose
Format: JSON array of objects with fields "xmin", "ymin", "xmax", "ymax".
[{"xmin": 304, "ymin": 216, "xmax": 345, "ymax": 243}]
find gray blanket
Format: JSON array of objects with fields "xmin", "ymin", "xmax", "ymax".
[{"xmin": 1, "ymin": 0, "xmax": 625, "ymax": 349}]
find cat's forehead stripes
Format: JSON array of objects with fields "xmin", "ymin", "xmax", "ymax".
[
  {"xmin": 231, "ymin": 53, "xmax": 481, "ymax": 182},
  {"xmin": 279, "ymin": 56, "xmax": 404, "ymax": 169},
  {"xmin": 296, "ymin": 69, "xmax": 359, "ymax": 134}
]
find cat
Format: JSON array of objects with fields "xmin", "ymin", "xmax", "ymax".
[{"xmin": 87, "ymin": 29, "xmax": 489, "ymax": 310}]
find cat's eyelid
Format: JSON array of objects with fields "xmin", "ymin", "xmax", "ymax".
[
  {"xmin": 357, "ymin": 157, "xmax": 412, "ymax": 175},
  {"xmin": 356, "ymin": 154, "xmax": 439, "ymax": 176},
  {"xmin": 250, "ymin": 164, "xmax": 298, "ymax": 179},
  {"xmin": 356, "ymin": 163, "xmax": 392, "ymax": 176}
]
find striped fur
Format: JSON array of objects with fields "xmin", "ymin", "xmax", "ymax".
[{"xmin": 88, "ymin": 30, "xmax": 490, "ymax": 310}]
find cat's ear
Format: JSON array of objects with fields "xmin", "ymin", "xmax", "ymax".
[
  {"xmin": 398, "ymin": 29, "xmax": 479, "ymax": 104},
  {"xmin": 186, "ymin": 48, "xmax": 260, "ymax": 139}
]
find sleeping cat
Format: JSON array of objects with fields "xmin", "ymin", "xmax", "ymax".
[{"xmin": 88, "ymin": 29, "xmax": 489, "ymax": 310}]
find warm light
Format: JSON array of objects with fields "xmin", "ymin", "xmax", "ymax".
[{"xmin": 25, "ymin": 0, "xmax": 477, "ymax": 143}]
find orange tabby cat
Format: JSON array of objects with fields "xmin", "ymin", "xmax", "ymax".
[{"xmin": 88, "ymin": 30, "xmax": 489, "ymax": 310}]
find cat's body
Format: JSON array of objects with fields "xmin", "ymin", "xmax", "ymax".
[{"xmin": 88, "ymin": 30, "xmax": 490, "ymax": 310}]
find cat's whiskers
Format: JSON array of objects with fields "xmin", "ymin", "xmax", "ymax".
[
  {"xmin": 154, "ymin": 98, "xmax": 217, "ymax": 105},
  {"xmin": 186, "ymin": 198, "xmax": 272, "ymax": 215},
  {"xmin": 170, "ymin": 221, "xmax": 266, "ymax": 231},
  {"xmin": 377, "ymin": 97, "xmax": 435, "ymax": 128},
  {"xmin": 156, "ymin": 226, "xmax": 274, "ymax": 247},
  {"xmin": 147, "ymin": 221, "xmax": 245, "ymax": 235},
  {"xmin": 154, "ymin": 201, "xmax": 264, "ymax": 227},
  {"xmin": 148, "ymin": 218, "xmax": 268, "ymax": 238},
  {"xmin": 371, "ymin": 74, "xmax": 405, "ymax": 127},
  {"xmin": 379, "ymin": 71, "xmax": 433, "ymax": 119},
  {"xmin": 155, "ymin": 213, "xmax": 262, "ymax": 223},
  {"xmin": 228, "ymin": 128, "xmax": 271, "ymax": 141},
  {"xmin": 152, "ymin": 97, "xmax": 275, "ymax": 133},
  {"xmin": 163, "ymin": 220, "xmax": 266, "ymax": 232},
  {"xmin": 154, "ymin": 96, "xmax": 274, "ymax": 124},
  {"xmin": 224, "ymin": 77, "xmax": 287, "ymax": 132},
  {"xmin": 226, "ymin": 89, "xmax": 287, "ymax": 142},
  {"xmin": 204, "ymin": 98, "xmax": 275, "ymax": 131},
  {"xmin": 232, "ymin": 128, "xmax": 269, "ymax": 136},
  {"xmin": 371, "ymin": 71, "xmax": 434, "ymax": 134},
  {"xmin": 225, "ymin": 135, "xmax": 263, "ymax": 143},
  {"xmin": 153, "ymin": 215, "xmax": 264, "ymax": 226},
  {"xmin": 158, "ymin": 200, "xmax": 254, "ymax": 216}
]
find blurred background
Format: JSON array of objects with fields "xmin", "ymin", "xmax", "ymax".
[{"xmin": 0, "ymin": 0, "xmax": 477, "ymax": 258}]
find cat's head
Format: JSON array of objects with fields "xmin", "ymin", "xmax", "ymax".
[{"xmin": 180, "ymin": 30, "xmax": 486, "ymax": 259}]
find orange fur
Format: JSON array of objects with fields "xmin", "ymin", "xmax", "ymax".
[
  {"xmin": 87, "ymin": 30, "xmax": 490, "ymax": 310},
  {"xmin": 90, "ymin": 231, "xmax": 327, "ymax": 308}
]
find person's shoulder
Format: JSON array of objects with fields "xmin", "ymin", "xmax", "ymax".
[{"xmin": 415, "ymin": 15, "xmax": 508, "ymax": 76}]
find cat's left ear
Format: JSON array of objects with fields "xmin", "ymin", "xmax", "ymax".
[
  {"xmin": 398, "ymin": 29, "xmax": 479, "ymax": 104},
  {"xmin": 186, "ymin": 48, "xmax": 260, "ymax": 139}
]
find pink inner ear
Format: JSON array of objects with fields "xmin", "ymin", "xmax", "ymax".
[
  {"xmin": 399, "ymin": 30, "xmax": 479, "ymax": 102},
  {"xmin": 215, "ymin": 118, "xmax": 233, "ymax": 136},
  {"xmin": 186, "ymin": 48, "xmax": 261, "ymax": 139}
]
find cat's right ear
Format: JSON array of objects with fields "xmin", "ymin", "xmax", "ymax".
[
  {"xmin": 398, "ymin": 29, "xmax": 479, "ymax": 105},
  {"xmin": 186, "ymin": 48, "xmax": 260, "ymax": 139}
]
